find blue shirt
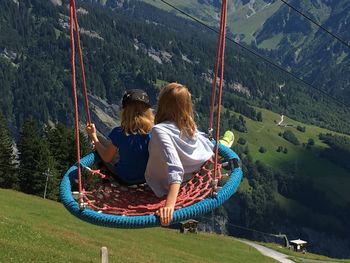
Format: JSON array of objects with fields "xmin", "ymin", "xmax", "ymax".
[{"xmin": 108, "ymin": 127, "xmax": 150, "ymax": 184}]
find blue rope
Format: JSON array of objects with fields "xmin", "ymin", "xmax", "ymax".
[{"xmin": 60, "ymin": 144, "xmax": 243, "ymax": 228}]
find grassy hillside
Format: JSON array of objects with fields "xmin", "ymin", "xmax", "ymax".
[
  {"xmin": 0, "ymin": 189, "xmax": 277, "ymax": 263},
  {"xmin": 141, "ymin": 0, "xmax": 283, "ymax": 44},
  {"xmin": 236, "ymin": 108, "xmax": 350, "ymax": 206},
  {"xmin": 262, "ymin": 243, "xmax": 350, "ymax": 263},
  {"xmin": 233, "ymin": 107, "xmax": 350, "ymax": 236}
]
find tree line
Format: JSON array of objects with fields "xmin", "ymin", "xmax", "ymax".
[{"xmin": 0, "ymin": 112, "xmax": 89, "ymax": 200}]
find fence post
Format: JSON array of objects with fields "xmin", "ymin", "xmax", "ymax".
[{"xmin": 100, "ymin": 246, "xmax": 108, "ymax": 263}]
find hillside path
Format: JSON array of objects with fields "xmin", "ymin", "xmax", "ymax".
[{"xmin": 238, "ymin": 240, "xmax": 295, "ymax": 263}]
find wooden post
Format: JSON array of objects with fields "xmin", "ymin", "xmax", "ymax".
[{"xmin": 100, "ymin": 246, "xmax": 108, "ymax": 263}]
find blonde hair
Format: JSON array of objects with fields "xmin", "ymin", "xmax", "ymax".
[
  {"xmin": 155, "ymin": 82, "xmax": 197, "ymax": 138},
  {"xmin": 121, "ymin": 101, "xmax": 154, "ymax": 135}
]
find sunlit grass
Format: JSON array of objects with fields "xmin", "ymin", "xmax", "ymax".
[{"xmin": 0, "ymin": 189, "xmax": 277, "ymax": 263}]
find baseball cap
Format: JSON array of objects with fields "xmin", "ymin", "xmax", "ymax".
[{"xmin": 122, "ymin": 89, "xmax": 150, "ymax": 108}]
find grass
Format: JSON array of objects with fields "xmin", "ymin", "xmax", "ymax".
[
  {"xmin": 234, "ymin": 108, "xmax": 350, "ymax": 206},
  {"xmin": 0, "ymin": 189, "xmax": 278, "ymax": 263},
  {"xmin": 142, "ymin": 0, "xmax": 283, "ymax": 44},
  {"xmin": 231, "ymin": 107, "xmax": 350, "ymax": 242},
  {"xmin": 258, "ymin": 33, "xmax": 283, "ymax": 50},
  {"xmin": 228, "ymin": 1, "xmax": 283, "ymax": 44},
  {"xmin": 261, "ymin": 243, "xmax": 350, "ymax": 263}
]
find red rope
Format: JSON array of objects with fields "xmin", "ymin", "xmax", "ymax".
[
  {"xmin": 71, "ymin": 0, "xmax": 91, "ymax": 125},
  {"xmin": 69, "ymin": 0, "xmax": 93, "ymax": 206},
  {"xmin": 69, "ymin": 1, "xmax": 83, "ymax": 201},
  {"xmin": 81, "ymin": 159, "xmax": 223, "ymax": 216},
  {"xmin": 211, "ymin": 0, "xmax": 228, "ymax": 185},
  {"xmin": 209, "ymin": 1, "xmax": 226, "ymax": 134}
]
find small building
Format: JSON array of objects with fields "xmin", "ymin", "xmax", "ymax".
[
  {"xmin": 290, "ymin": 239, "xmax": 307, "ymax": 252},
  {"xmin": 179, "ymin": 219, "xmax": 199, "ymax": 234}
]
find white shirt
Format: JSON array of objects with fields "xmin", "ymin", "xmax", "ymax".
[{"xmin": 145, "ymin": 121, "xmax": 214, "ymax": 197}]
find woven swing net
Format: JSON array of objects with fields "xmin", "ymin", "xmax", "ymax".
[{"xmin": 78, "ymin": 158, "xmax": 224, "ymax": 216}]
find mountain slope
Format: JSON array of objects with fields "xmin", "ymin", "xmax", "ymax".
[
  {"xmin": 133, "ymin": 0, "xmax": 350, "ymax": 107},
  {"xmin": 222, "ymin": 105, "xmax": 350, "ymax": 258},
  {"xmin": 0, "ymin": 189, "xmax": 277, "ymax": 262},
  {"xmin": 1, "ymin": 0, "xmax": 349, "ymax": 136}
]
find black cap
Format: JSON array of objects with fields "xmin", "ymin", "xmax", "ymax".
[{"xmin": 122, "ymin": 89, "xmax": 150, "ymax": 108}]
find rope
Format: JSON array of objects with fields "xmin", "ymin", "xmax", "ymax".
[
  {"xmin": 80, "ymin": 158, "xmax": 223, "ymax": 216},
  {"xmin": 60, "ymin": 143, "xmax": 242, "ymax": 227},
  {"xmin": 208, "ymin": 1, "xmax": 225, "ymax": 134},
  {"xmin": 69, "ymin": 0, "xmax": 93, "ymax": 206},
  {"xmin": 69, "ymin": 1, "xmax": 83, "ymax": 204},
  {"xmin": 212, "ymin": 0, "xmax": 227, "ymax": 188},
  {"xmin": 157, "ymin": 0, "xmax": 350, "ymax": 109},
  {"xmin": 71, "ymin": 0, "xmax": 92, "ymax": 125}
]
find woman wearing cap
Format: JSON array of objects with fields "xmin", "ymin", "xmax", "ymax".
[
  {"xmin": 145, "ymin": 83, "xmax": 214, "ymax": 226},
  {"xmin": 86, "ymin": 89, "xmax": 154, "ymax": 184}
]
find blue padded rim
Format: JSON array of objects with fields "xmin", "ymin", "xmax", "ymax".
[{"xmin": 60, "ymin": 143, "xmax": 243, "ymax": 228}]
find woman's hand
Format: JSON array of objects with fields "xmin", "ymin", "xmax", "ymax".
[
  {"xmin": 86, "ymin": 123, "xmax": 98, "ymax": 142},
  {"xmin": 156, "ymin": 183, "xmax": 181, "ymax": 226},
  {"xmin": 156, "ymin": 206, "xmax": 175, "ymax": 226}
]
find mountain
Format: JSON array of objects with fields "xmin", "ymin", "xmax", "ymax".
[
  {"xmin": 1, "ymin": 0, "xmax": 349, "ymax": 135},
  {"xmin": 133, "ymin": 0, "xmax": 350, "ymax": 109}
]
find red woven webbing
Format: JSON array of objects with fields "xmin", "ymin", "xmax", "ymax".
[{"xmin": 81, "ymin": 159, "xmax": 223, "ymax": 216}]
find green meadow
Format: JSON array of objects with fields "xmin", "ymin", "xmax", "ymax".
[
  {"xmin": 0, "ymin": 189, "xmax": 276, "ymax": 263},
  {"xmin": 234, "ymin": 108, "xmax": 350, "ymax": 225}
]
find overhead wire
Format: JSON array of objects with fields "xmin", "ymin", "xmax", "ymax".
[
  {"xmin": 201, "ymin": 215, "xmax": 275, "ymax": 237},
  {"xmin": 157, "ymin": 0, "xmax": 350, "ymax": 109},
  {"xmin": 279, "ymin": 0, "xmax": 350, "ymax": 49}
]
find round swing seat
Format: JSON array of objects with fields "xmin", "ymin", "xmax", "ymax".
[{"xmin": 60, "ymin": 143, "xmax": 243, "ymax": 228}]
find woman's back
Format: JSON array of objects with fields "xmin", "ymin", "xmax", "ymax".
[
  {"xmin": 109, "ymin": 126, "xmax": 150, "ymax": 184},
  {"xmin": 145, "ymin": 121, "xmax": 213, "ymax": 197}
]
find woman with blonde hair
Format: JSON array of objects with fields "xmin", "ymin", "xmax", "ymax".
[
  {"xmin": 145, "ymin": 82, "xmax": 213, "ymax": 225},
  {"xmin": 86, "ymin": 89, "xmax": 154, "ymax": 184}
]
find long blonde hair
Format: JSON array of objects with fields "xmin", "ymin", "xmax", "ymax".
[
  {"xmin": 155, "ymin": 82, "xmax": 197, "ymax": 138},
  {"xmin": 121, "ymin": 101, "xmax": 154, "ymax": 135}
]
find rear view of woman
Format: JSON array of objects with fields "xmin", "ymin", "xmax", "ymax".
[
  {"xmin": 145, "ymin": 83, "xmax": 213, "ymax": 225},
  {"xmin": 86, "ymin": 89, "xmax": 154, "ymax": 185}
]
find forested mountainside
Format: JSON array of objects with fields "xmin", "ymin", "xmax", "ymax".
[
  {"xmin": 1, "ymin": 0, "xmax": 350, "ymax": 258},
  {"xmin": 0, "ymin": 0, "xmax": 349, "ymax": 135},
  {"xmin": 131, "ymin": 0, "xmax": 350, "ymax": 112}
]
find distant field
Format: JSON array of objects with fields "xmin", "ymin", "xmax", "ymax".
[
  {"xmin": 0, "ymin": 189, "xmax": 276, "ymax": 263},
  {"xmin": 226, "ymin": 107, "xmax": 350, "ymax": 242},
  {"xmin": 234, "ymin": 108, "xmax": 350, "ymax": 206},
  {"xmin": 141, "ymin": 0, "xmax": 283, "ymax": 45}
]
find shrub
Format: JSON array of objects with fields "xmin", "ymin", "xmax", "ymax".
[
  {"xmin": 276, "ymin": 146, "xmax": 283, "ymax": 152},
  {"xmin": 297, "ymin": 125, "xmax": 306, "ymax": 132},
  {"xmin": 237, "ymin": 137, "xmax": 247, "ymax": 145},
  {"xmin": 282, "ymin": 130, "xmax": 300, "ymax": 145},
  {"xmin": 259, "ymin": 146, "xmax": 267, "ymax": 153}
]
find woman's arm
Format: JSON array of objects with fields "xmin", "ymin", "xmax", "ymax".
[
  {"xmin": 151, "ymin": 127, "xmax": 184, "ymax": 225},
  {"xmin": 157, "ymin": 183, "xmax": 180, "ymax": 226},
  {"xmin": 86, "ymin": 123, "xmax": 117, "ymax": 162}
]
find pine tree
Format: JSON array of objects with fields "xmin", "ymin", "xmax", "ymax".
[
  {"xmin": 0, "ymin": 112, "xmax": 18, "ymax": 189},
  {"xmin": 18, "ymin": 118, "xmax": 59, "ymax": 199},
  {"xmin": 46, "ymin": 123, "xmax": 91, "ymax": 179}
]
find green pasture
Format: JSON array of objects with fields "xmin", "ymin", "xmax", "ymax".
[
  {"xmin": 0, "ymin": 189, "xmax": 276, "ymax": 263},
  {"xmin": 234, "ymin": 108, "xmax": 350, "ymax": 205}
]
